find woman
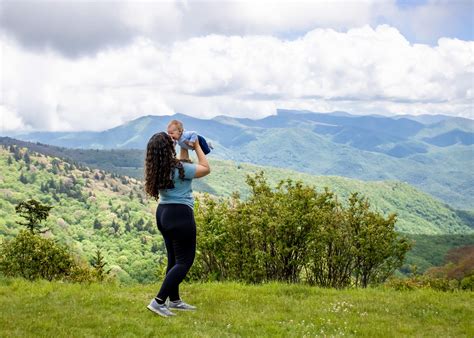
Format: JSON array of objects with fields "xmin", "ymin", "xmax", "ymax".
[{"xmin": 144, "ymin": 131, "xmax": 210, "ymax": 317}]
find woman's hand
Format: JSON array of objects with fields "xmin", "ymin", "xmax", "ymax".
[{"xmin": 194, "ymin": 141, "xmax": 211, "ymax": 178}]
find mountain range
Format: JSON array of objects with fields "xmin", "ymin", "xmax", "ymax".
[{"xmin": 8, "ymin": 109, "xmax": 474, "ymax": 209}]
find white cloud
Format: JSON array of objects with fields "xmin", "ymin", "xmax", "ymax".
[
  {"xmin": 0, "ymin": 24, "xmax": 473, "ymax": 132},
  {"xmin": 2, "ymin": 0, "xmax": 471, "ymax": 58}
]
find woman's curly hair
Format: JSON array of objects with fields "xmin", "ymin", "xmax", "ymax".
[{"xmin": 144, "ymin": 132, "xmax": 185, "ymax": 200}]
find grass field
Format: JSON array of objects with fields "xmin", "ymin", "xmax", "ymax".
[{"xmin": 0, "ymin": 278, "xmax": 472, "ymax": 337}]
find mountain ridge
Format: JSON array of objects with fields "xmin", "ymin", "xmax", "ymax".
[{"xmin": 5, "ymin": 109, "xmax": 473, "ymax": 209}]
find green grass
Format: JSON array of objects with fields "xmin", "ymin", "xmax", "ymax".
[{"xmin": 0, "ymin": 278, "xmax": 472, "ymax": 337}]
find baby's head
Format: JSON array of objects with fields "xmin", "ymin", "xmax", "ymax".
[{"xmin": 167, "ymin": 119, "xmax": 184, "ymax": 141}]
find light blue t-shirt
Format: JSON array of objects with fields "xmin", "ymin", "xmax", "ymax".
[
  {"xmin": 158, "ymin": 162, "xmax": 197, "ymax": 209},
  {"xmin": 178, "ymin": 130, "xmax": 198, "ymax": 150}
]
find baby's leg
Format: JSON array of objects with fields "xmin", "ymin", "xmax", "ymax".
[{"xmin": 197, "ymin": 135, "xmax": 212, "ymax": 155}]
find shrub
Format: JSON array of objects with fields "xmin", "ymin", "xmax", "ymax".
[
  {"xmin": 460, "ymin": 274, "xmax": 474, "ymax": 291},
  {"xmin": 191, "ymin": 172, "xmax": 411, "ymax": 288},
  {"xmin": 0, "ymin": 230, "xmax": 74, "ymax": 281},
  {"xmin": 384, "ymin": 275, "xmax": 463, "ymax": 292}
]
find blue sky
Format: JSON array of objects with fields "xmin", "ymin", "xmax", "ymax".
[{"xmin": 0, "ymin": 0, "xmax": 473, "ymax": 131}]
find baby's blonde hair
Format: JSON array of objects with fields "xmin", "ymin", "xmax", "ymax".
[{"xmin": 168, "ymin": 119, "xmax": 183, "ymax": 132}]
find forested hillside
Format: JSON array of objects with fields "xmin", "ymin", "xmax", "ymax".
[
  {"xmin": 1, "ymin": 137, "xmax": 471, "ymax": 234},
  {"xmin": 0, "ymin": 142, "xmax": 472, "ymax": 282},
  {"xmin": 0, "ymin": 146, "xmax": 162, "ymax": 283}
]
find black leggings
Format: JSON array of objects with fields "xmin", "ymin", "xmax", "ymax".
[{"xmin": 155, "ymin": 203, "xmax": 196, "ymax": 302}]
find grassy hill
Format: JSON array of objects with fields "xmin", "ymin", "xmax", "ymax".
[{"xmin": 0, "ymin": 278, "xmax": 472, "ymax": 337}]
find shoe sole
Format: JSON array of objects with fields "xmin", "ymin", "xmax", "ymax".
[
  {"xmin": 168, "ymin": 307, "xmax": 196, "ymax": 311},
  {"xmin": 147, "ymin": 304, "xmax": 174, "ymax": 317}
]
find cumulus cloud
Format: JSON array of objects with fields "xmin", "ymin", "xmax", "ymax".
[
  {"xmin": 1, "ymin": 0, "xmax": 472, "ymax": 58},
  {"xmin": 1, "ymin": 24, "xmax": 472, "ymax": 132},
  {"xmin": 0, "ymin": 0, "xmax": 134, "ymax": 58}
]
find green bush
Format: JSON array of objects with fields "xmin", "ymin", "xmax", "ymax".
[
  {"xmin": 191, "ymin": 172, "xmax": 411, "ymax": 288},
  {"xmin": 0, "ymin": 230, "xmax": 78, "ymax": 281},
  {"xmin": 460, "ymin": 274, "xmax": 474, "ymax": 291},
  {"xmin": 384, "ymin": 276, "xmax": 462, "ymax": 292}
]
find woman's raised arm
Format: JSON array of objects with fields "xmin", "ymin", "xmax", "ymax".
[
  {"xmin": 179, "ymin": 146, "xmax": 190, "ymax": 161},
  {"xmin": 193, "ymin": 141, "xmax": 211, "ymax": 178}
]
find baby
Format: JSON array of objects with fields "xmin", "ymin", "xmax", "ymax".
[{"xmin": 167, "ymin": 119, "xmax": 213, "ymax": 155}]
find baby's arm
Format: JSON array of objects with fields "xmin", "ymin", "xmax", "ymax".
[{"xmin": 184, "ymin": 131, "xmax": 198, "ymax": 147}]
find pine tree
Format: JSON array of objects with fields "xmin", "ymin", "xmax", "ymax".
[
  {"xmin": 151, "ymin": 242, "xmax": 160, "ymax": 253},
  {"xmin": 91, "ymin": 250, "xmax": 108, "ymax": 282},
  {"xmin": 93, "ymin": 219, "xmax": 102, "ymax": 230},
  {"xmin": 23, "ymin": 151, "xmax": 31, "ymax": 164},
  {"xmin": 19, "ymin": 172, "xmax": 28, "ymax": 184},
  {"xmin": 111, "ymin": 219, "xmax": 119, "ymax": 233},
  {"xmin": 135, "ymin": 218, "xmax": 144, "ymax": 231},
  {"xmin": 13, "ymin": 147, "xmax": 22, "ymax": 161},
  {"xmin": 15, "ymin": 199, "xmax": 53, "ymax": 234}
]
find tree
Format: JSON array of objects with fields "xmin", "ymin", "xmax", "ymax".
[
  {"xmin": 111, "ymin": 219, "xmax": 120, "ymax": 233},
  {"xmin": 151, "ymin": 242, "xmax": 160, "ymax": 253},
  {"xmin": 13, "ymin": 147, "xmax": 22, "ymax": 161},
  {"xmin": 135, "ymin": 218, "xmax": 144, "ymax": 231},
  {"xmin": 91, "ymin": 249, "xmax": 109, "ymax": 281},
  {"xmin": 19, "ymin": 172, "xmax": 28, "ymax": 184},
  {"xmin": 15, "ymin": 199, "xmax": 53, "ymax": 234},
  {"xmin": 93, "ymin": 219, "xmax": 102, "ymax": 230},
  {"xmin": 23, "ymin": 151, "xmax": 31, "ymax": 164}
]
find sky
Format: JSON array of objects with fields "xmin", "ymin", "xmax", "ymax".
[{"xmin": 0, "ymin": 0, "xmax": 473, "ymax": 132}]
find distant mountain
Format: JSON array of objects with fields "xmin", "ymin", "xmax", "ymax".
[
  {"xmin": 7, "ymin": 109, "xmax": 474, "ymax": 209},
  {"xmin": 423, "ymin": 129, "xmax": 474, "ymax": 147}
]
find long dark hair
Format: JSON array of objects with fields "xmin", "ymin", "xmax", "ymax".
[{"xmin": 144, "ymin": 132, "xmax": 185, "ymax": 200}]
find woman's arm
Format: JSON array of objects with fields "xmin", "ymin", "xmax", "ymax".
[
  {"xmin": 179, "ymin": 146, "xmax": 190, "ymax": 161},
  {"xmin": 193, "ymin": 141, "xmax": 211, "ymax": 178}
]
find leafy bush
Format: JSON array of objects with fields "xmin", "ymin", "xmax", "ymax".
[
  {"xmin": 460, "ymin": 275, "xmax": 474, "ymax": 291},
  {"xmin": 191, "ymin": 172, "xmax": 411, "ymax": 288},
  {"xmin": 0, "ymin": 230, "xmax": 75, "ymax": 281},
  {"xmin": 384, "ymin": 276, "xmax": 462, "ymax": 292},
  {"xmin": 0, "ymin": 230, "xmax": 100, "ymax": 283}
]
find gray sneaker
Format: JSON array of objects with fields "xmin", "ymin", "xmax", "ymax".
[
  {"xmin": 147, "ymin": 299, "xmax": 176, "ymax": 317},
  {"xmin": 168, "ymin": 300, "xmax": 197, "ymax": 311}
]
